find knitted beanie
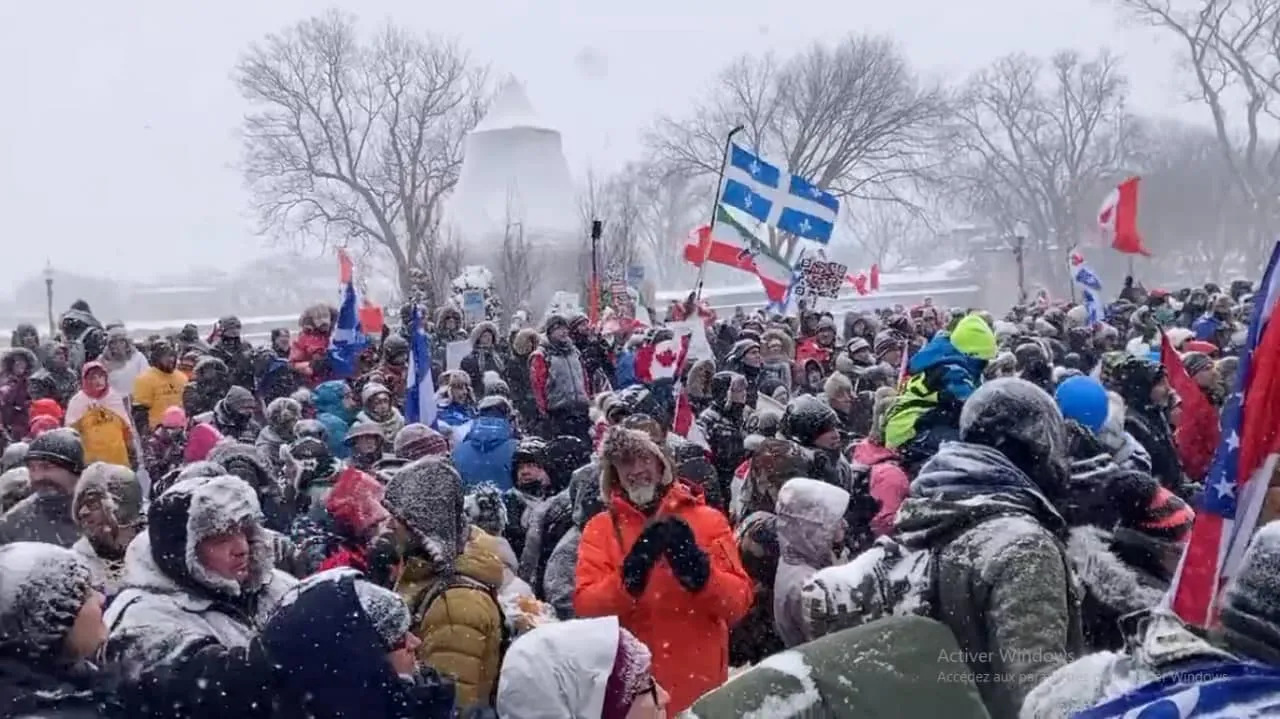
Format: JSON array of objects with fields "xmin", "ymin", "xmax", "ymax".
[
  {"xmin": 601, "ymin": 627, "xmax": 654, "ymax": 719},
  {"xmin": 352, "ymin": 578, "xmax": 411, "ymax": 651},
  {"xmin": 0, "ymin": 543, "xmax": 93, "ymax": 660}
]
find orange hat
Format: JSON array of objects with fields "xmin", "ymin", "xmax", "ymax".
[{"xmin": 28, "ymin": 398, "xmax": 64, "ymax": 423}]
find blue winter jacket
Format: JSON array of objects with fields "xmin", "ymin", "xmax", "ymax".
[
  {"xmin": 452, "ymin": 416, "xmax": 518, "ymax": 491},
  {"xmin": 615, "ymin": 350, "xmax": 638, "ymax": 390}
]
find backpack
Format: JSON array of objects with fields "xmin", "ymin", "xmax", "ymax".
[
  {"xmin": 800, "ymin": 535, "xmax": 941, "ymax": 641},
  {"xmin": 408, "ymin": 573, "xmax": 513, "ymax": 704}
]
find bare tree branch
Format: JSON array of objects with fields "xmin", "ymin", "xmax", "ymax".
[
  {"xmin": 945, "ymin": 50, "xmax": 1140, "ymax": 289},
  {"xmin": 236, "ymin": 11, "xmax": 488, "ymax": 301}
]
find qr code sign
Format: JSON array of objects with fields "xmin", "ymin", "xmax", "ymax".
[{"xmin": 797, "ymin": 258, "xmax": 846, "ymax": 298}]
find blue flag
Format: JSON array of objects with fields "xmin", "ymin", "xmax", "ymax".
[
  {"xmin": 404, "ymin": 305, "xmax": 437, "ymax": 428},
  {"xmin": 326, "ymin": 281, "xmax": 366, "ymax": 379},
  {"xmin": 1075, "ymin": 661, "xmax": 1280, "ymax": 718},
  {"xmin": 719, "ymin": 144, "xmax": 840, "ymax": 244}
]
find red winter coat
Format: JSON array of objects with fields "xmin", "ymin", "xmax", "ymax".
[
  {"xmin": 575, "ymin": 480, "xmax": 752, "ymax": 713},
  {"xmin": 290, "ymin": 331, "xmax": 332, "ymax": 388}
]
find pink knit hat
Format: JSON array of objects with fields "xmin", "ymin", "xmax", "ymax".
[{"xmin": 602, "ymin": 627, "xmax": 654, "ymax": 719}]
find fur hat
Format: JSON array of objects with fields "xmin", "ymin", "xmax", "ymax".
[
  {"xmin": 382, "ymin": 457, "xmax": 466, "ymax": 570},
  {"xmin": 598, "ymin": 426, "xmax": 674, "ymax": 498}
]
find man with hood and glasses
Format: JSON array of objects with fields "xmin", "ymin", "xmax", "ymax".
[
  {"xmin": 71, "ymin": 462, "xmax": 145, "ymax": 595},
  {"xmin": 183, "ymin": 356, "xmax": 232, "ymax": 420}
]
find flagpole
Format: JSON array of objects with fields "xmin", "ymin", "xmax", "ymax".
[{"xmin": 694, "ymin": 125, "xmax": 746, "ymax": 303}]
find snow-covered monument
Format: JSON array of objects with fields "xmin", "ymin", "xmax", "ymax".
[{"xmin": 448, "ymin": 78, "xmax": 580, "ymax": 310}]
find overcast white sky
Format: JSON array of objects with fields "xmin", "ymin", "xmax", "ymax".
[{"xmin": 0, "ymin": 0, "xmax": 1187, "ymax": 285}]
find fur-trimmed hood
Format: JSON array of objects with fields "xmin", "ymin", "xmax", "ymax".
[
  {"xmin": 598, "ymin": 426, "xmax": 676, "ymax": 498},
  {"xmin": 685, "ymin": 358, "xmax": 717, "ymax": 398},
  {"xmin": 434, "ymin": 305, "xmax": 462, "ymax": 328},
  {"xmin": 760, "ymin": 328, "xmax": 795, "ymax": 360},
  {"xmin": 0, "ymin": 347, "xmax": 37, "ymax": 377},
  {"xmin": 469, "ymin": 321, "xmax": 500, "ymax": 350},
  {"xmin": 510, "ymin": 328, "xmax": 539, "ymax": 357},
  {"xmin": 1066, "ymin": 525, "xmax": 1164, "ymax": 617},
  {"xmin": 133, "ymin": 475, "xmax": 276, "ymax": 600},
  {"xmin": 823, "ymin": 371, "xmax": 853, "ymax": 398}
]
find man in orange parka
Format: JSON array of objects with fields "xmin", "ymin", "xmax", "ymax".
[{"xmin": 574, "ymin": 425, "xmax": 753, "ymax": 713}]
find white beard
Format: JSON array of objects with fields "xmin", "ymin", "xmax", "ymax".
[{"xmin": 624, "ymin": 483, "xmax": 657, "ymax": 506}]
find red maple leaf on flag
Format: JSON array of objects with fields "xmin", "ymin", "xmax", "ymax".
[{"xmin": 655, "ymin": 347, "xmax": 678, "ymax": 368}]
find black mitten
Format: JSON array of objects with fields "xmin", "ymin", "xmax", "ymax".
[
  {"xmin": 663, "ymin": 517, "xmax": 710, "ymax": 592},
  {"xmin": 622, "ymin": 520, "xmax": 668, "ymax": 597}
]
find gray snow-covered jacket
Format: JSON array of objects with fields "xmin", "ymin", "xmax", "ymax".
[
  {"xmin": 103, "ymin": 476, "xmax": 296, "ymax": 674},
  {"xmin": 772, "ymin": 478, "xmax": 850, "ymax": 648},
  {"xmin": 542, "ymin": 466, "xmax": 606, "ymax": 619},
  {"xmin": 895, "ymin": 442, "xmax": 1084, "ymax": 719},
  {"xmin": 0, "ymin": 488, "xmax": 79, "ymax": 547},
  {"xmin": 72, "ymin": 536, "xmax": 126, "ymax": 595},
  {"xmin": 254, "ymin": 424, "xmax": 290, "ymax": 479}
]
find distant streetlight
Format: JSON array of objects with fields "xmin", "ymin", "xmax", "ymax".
[
  {"xmin": 1011, "ymin": 221, "xmax": 1029, "ymax": 305},
  {"xmin": 43, "ymin": 260, "xmax": 55, "ymax": 338}
]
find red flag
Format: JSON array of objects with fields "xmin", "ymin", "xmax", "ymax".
[
  {"xmin": 358, "ymin": 302, "xmax": 384, "ymax": 335},
  {"xmin": 669, "ymin": 333, "xmax": 707, "ymax": 448},
  {"xmin": 870, "ymin": 264, "xmax": 881, "ymax": 291},
  {"xmin": 1168, "ymin": 243, "xmax": 1280, "ymax": 627},
  {"xmin": 1160, "ymin": 333, "xmax": 1219, "ymax": 482},
  {"xmin": 1098, "ymin": 177, "xmax": 1151, "ymax": 256},
  {"xmin": 338, "ymin": 248, "xmax": 354, "ymax": 285}
]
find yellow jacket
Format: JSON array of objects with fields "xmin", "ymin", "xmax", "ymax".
[
  {"xmin": 396, "ymin": 526, "xmax": 505, "ymax": 709},
  {"xmin": 132, "ymin": 367, "xmax": 188, "ymax": 428},
  {"xmin": 65, "ymin": 391, "xmax": 132, "ymax": 467}
]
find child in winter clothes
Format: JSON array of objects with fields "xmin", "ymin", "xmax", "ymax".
[
  {"xmin": 497, "ymin": 616, "xmax": 670, "ymax": 718},
  {"xmin": 65, "ymin": 361, "xmax": 135, "ymax": 467},
  {"xmin": 883, "ymin": 313, "xmax": 997, "ymax": 471}
]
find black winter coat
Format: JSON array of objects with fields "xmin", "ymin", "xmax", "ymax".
[
  {"xmin": 0, "ymin": 659, "xmax": 119, "ymax": 719},
  {"xmin": 211, "ymin": 345, "xmax": 256, "ymax": 392}
]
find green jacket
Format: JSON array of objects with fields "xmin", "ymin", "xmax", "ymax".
[{"xmin": 683, "ymin": 616, "xmax": 992, "ymax": 719}]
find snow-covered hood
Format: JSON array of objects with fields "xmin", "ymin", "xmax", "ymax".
[
  {"xmin": 776, "ymin": 477, "xmax": 850, "ymax": 566},
  {"xmin": 134, "ymin": 475, "xmax": 276, "ymax": 600},
  {"xmin": 897, "ymin": 441, "xmax": 1065, "ymax": 549},
  {"xmin": 496, "ymin": 616, "xmax": 617, "ymax": 717}
]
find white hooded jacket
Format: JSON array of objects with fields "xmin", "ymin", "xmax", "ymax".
[{"xmin": 496, "ymin": 616, "xmax": 619, "ymax": 718}]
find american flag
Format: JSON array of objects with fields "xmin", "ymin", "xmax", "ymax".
[{"xmin": 1167, "ymin": 242, "xmax": 1280, "ymax": 628}]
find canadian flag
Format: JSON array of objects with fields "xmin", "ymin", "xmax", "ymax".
[
  {"xmin": 1098, "ymin": 177, "xmax": 1151, "ymax": 256},
  {"xmin": 634, "ymin": 337, "xmax": 683, "ymax": 384},
  {"xmin": 668, "ymin": 333, "xmax": 708, "ymax": 448}
]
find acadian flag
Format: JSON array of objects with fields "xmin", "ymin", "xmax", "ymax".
[{"xmin": 684, "ymin": 205, "xmax": 794, "ymax": 303}]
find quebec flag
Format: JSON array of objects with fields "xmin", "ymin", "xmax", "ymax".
[
  {"xmin": 326, "ymin": 281, "xmax": 366, "ymax": 379},
  {"xmin": 1070, "ymin": 252, "xmax": 1106, "ymax": 327},
  {"xmin": 404, "ymin": 304, "xmax": 437, "ymax": 428},
  {"xmin": 719, "ymin": 144, "xmax": 840, "ymax": 244},
  {"xmin": 1074, "ymin": 661, "xmax": 1280, "ymax": 718}
]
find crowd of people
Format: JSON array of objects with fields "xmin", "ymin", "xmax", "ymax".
[{"xmin": 0, "ymin": 277, "xmax": 1273, "ymax": 718}]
